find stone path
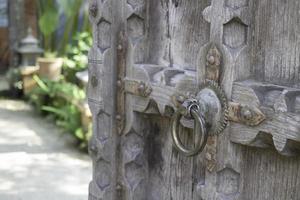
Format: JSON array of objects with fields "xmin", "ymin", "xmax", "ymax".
[{"xmin": 0, "ymin": 100, "xmax": 92, "ymax": 200}]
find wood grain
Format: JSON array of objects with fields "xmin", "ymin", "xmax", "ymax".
[
  {"xmin": 88, "ymin": 0, "xmax": 118, "ymax": 199},
  {"xmin": 88, "ymin": 0, "xmax": 300, "ymax": 199},
  {"xmin": 231, "ymin": 80, "xmax": 300, "ymax": 156}
]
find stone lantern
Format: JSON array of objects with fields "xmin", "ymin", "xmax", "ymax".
[
  {"xmin": 16, "ymin": 28, "xmax": 44, "ymax": 95},
  {"xmin": 17, "ymin": 28, "xmax": 44, "ymax": 67}
]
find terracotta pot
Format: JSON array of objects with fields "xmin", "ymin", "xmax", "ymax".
[{"xmin": 37, "ymin": 57, "xmax": 63, "ymax": 81}]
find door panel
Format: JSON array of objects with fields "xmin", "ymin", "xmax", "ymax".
[
  {"xmin": 87, "ymin": 0, "xmax": 300, "ymax": 200},
  {"xmin": 250, "ymin": 0, "xmax": 300, "ymax": 85},
  {"xmin": 242, "ymin": 147, "xmax": 300, "ymax": 200}
]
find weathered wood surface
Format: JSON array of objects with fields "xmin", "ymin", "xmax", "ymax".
[
  {"xmin": 88, "ymin": 0, "xmax": 300, "ymax": 200},
  {"xmin": 231, "ymin": 81, "xmax": 300, "ymax": 156},
  {"xmin": 87, "ymin": 0, "xmax": 117, "ymax": 199},
  {"xmin": 240, "ymin": 146, "xmax": 300, "ymax": 200}
]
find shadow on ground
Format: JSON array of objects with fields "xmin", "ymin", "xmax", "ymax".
[{"xmin": 0, "ymin": 100, "xmax": 92, "ymax": 200}]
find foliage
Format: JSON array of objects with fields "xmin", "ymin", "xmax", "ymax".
[
  {"xmin": 29, "ymin": 75, "xmax": 90, "ymax": 149},
  {"xmin": 63, "ymin": 32, "xmax": 92, "ymax": 82},
  {"xmin": 6, "ymin": 68, "xmax": 22, "ymax": 90},
  {"xmin": 37, "ymin": 1, "xmax": 59, "ymax": 36},
  {"xmin": 44, "ymin": 51, "xmax": 58, "ymax": 59},
  {"xmin": 28, "ymin": 1, "xmax": 93, "ymax": 150},
  {"xmin": 36, "ymin": 0, "xmax": 91, "ymax": 55},
  {"xmin": 5, "ymin": 68, "xmax": 23, "ymax": 97}
]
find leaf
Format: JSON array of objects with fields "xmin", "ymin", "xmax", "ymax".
[
  {"xmin": 33, "ymin": 75, "xmax": 50, "ymax": 93},
  {"xmin": 42, "ymin": 106, "xmax": 67, "ymax": 118},
  {"xmin": 64, "ymin": 58, "xmax": 76, "ymax": 68},
  {"xmin": 38, "ymin": 8, "xmax": 59, "ymax": 36},
  {"xmin": 75, "ymin": 128, "xmax": 85, "ymax": 140},
  {"xmin": 58, "ymin": 0, "xmax": 82, "ymax": 18}
]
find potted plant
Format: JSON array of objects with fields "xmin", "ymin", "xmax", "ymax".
[
  {"xmin": 36, "ymin": 0, "xmax": 62, "ymax": 81},
  {"xmin": 36, "ymin": 0, "xmax": 88, "ymax": 80},
  {"xmin": 37, "ymin": 52, "xmax": 63, "ymax": 81}
]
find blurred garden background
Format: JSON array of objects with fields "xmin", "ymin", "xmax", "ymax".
[{"xmin": 0, "ymin": 0, "xmax": 93, "ymax": 199}]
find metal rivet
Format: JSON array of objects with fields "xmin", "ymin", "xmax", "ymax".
[
  {"xmin": 176, "ymin": 95, "xmax": 185, "ymax": 104},
  {"xmin": 89, "ymin": 144, "xmax": 97, "ymax": 153},
  {"xmin": 208, "ymin": 55, "xmax": 215, "ymax": 65},
  {"xmin": 117, "ymin": 45, "xmax": 123, "ymax": 50},
  {"xmin": 206, "ymin": 152, "xmax": 212, "ymax": 161},
  {"xmin": 91, "ymin": 75, "xmax": 98, "ymax": 87},
  {"xmin": 117, "ymin": 79, "xmax": 122, "ymax": 87},
  {"xmin": 138, "ymin": 83, "xmax": 145, "ymax": 93},
  {"xmin": 241, "ymin": 108, "xmax": 252, "ymax": 120},
  {"xmin": 116, "ymin": 115, "xmax": 121, "ymax": 120}
]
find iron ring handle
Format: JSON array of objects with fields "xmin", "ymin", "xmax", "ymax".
[{"xmin": 171, "ymin": 107, "xmax": 208, "ymax": 156}]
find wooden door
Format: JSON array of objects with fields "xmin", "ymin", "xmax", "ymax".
[{"xmin": 87, "ymin": 0, "xmax": 300, "ymax": 199}]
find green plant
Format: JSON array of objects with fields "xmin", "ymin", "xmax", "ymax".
[
  {"xmin": 63, "ymin": 31, "xmax": 92, "ymax": 82},
  {"xmin": 5, "ymin": 68, "xmax": 23, "ymax": 97},
  {"xmin": 36, "ymin": 0, "xmax": 59, "ymax": 53},
  {"xmin": 36, "ymin": 0, "xmax": 91, "ymax": 54},
  {"xmin": 44, "ymin": 51, "xmax": 58, "ymax": 58},
  {"xmin": 6, "ymin": 68, "xmax": 22, "ymax": 90},
  {"xmin": 29, "ymin": 75, "xmax": 90, "ymax": 149},
  {"xmin": 42, "ymin": 104, "xmax": 82, "ymax": 138}
]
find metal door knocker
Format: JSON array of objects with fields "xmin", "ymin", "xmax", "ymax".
[
  {"xmin": 171, "ymin": 99, "xmax": 208, "ymax": 156},
  {"xmin": 171, "ymin": 80, "xmax": 229, "ymax": 156}
]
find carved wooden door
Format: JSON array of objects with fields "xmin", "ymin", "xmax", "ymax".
[{"xmin": 87, "ymin": 0, "xmax": 300, "ymax": 199}]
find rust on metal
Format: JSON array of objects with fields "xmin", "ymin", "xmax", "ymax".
[
  {"xmin": 205, "ymin": 135, "xmax": 217, "ymax": 172},
  {"xmin": 205, "ymin": 44, "xmax": 221, "ymax": 82},
  {"xmin": 171, "ymin": 94, "xmax": 188, "ymax": 109},
  {"xmin": 124, "ymin": 79, "xmax": 152, "ymax": 97},
  {"xmin": 228, "ymin": 102, "xmax": 266, "ymax": 126},
  {"xmin": 116, "ymin": 30, "xmax": 127, "ymax": 134},
  {"xmin": 204, "ymin": 44, "xmax": 222, "ymax": 168}
]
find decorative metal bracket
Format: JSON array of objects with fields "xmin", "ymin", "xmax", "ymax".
[
  {"xmin": 116, "ymin": 31, "xmax": 127, "ymax": 134},
  {"xmin": 228, "ymin": 102, "xmax": 265, "ymax": 126},
  {"xmin": 116, "ymin": 41, "xmax": 266, "ymax": 157},
  {"xmin": 124, "ymin": 79, "xmax": 152, "ymax": 97},
  {"xmin": 206, "ymin": 45, "xmax": 221, "ymax": 82},
  {"xmin": 202, "ymin": 45, "xmax": 265, "ymax": 128}
]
